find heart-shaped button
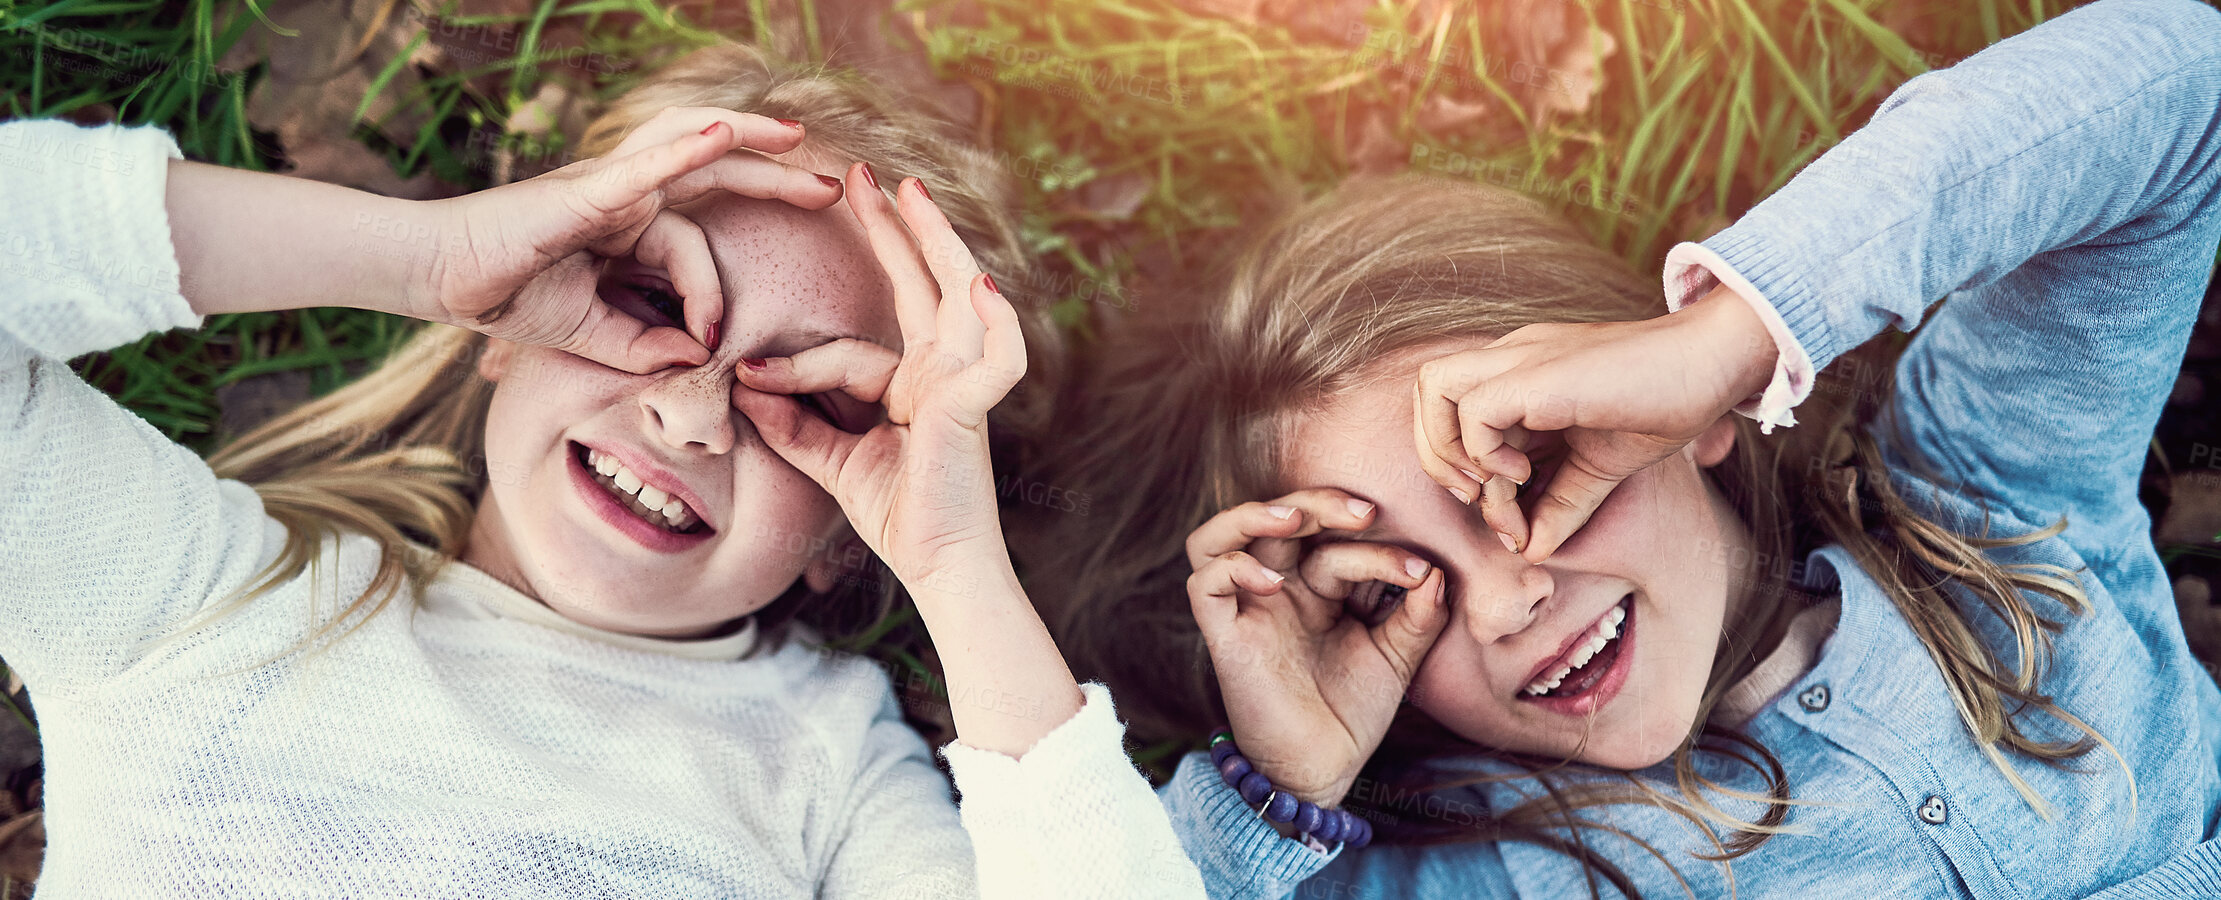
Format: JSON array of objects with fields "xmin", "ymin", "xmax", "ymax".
[
  {"xmin": 1918, "ymin": 795, "xmax": 1948, "ymax": 825},
  {"xmin": 1797, "ymin": 683, "xmax": 1830, "ymax": 712}
]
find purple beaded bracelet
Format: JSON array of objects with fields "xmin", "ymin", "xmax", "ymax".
[{"xmin": 1209, "ymin": 730, "xmax": 1373, "ymax": 849}]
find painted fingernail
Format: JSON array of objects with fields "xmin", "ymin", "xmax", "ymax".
[
  {"xmin": 1405, "ymin": 558, "xmax": 1429, "ymax": 579},
  {"xmin": 1498, "ymin": 532, "xmax": 1519, "ymax": 554},
  {"xmin": 1266, "ymin": 505, "xmax": 1296, "ymax": 519},
  {"xmin": 705, "ymin": 320, "xmax": 721, "ymax": 353},
  {"xmin": 983, "ymin": 272, "xmax": 1000, "ymax": 294},
  {"xmin": 1346, "ymin": 499, "xmax": 1374, "ymax": 518},
  {"xmin": 739, "ymin": 356, "xmax": 768, "ymax": 371},
  {"xmin": 1260, "ymin": 567, "xmax": 1286, "ymax": 585},
  {"xmin": 1448, "ymin": 486, "xmax": 1471, "ymax": 505},
  {"xmin": 699, "ymin": 122, "xmax": 725, "ymax": 137},
  {"xmin": 860, "ymin": 163, "xmax": 879, "ymax": 190},
  {"xmin": 816, "ymin": 173, "xmax": 842, "ymax": 188},
  {"xmin": 775, "ymin": 118, "xmax": 803, "ymax": 129},
  {"xmin": 915, "ymin": 180, "xmax": 934, "ymax": 201}
]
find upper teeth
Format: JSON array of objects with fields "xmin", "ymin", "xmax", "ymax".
[
  {"xmin": 588, "ymin": 448, "xmax": 693, "ymax": 527},
  {"xmin": 1524, "ymin": 603, "xmax": 1626, "ymax": 696}
]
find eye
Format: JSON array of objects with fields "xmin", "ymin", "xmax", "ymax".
[
  {"xmin": 628, "ymin": 283, "xmax": 685, "ymax": 325},
  {"xmin": 1515, "ymin": 436, "xmax": 1571, "ymax": 512}
]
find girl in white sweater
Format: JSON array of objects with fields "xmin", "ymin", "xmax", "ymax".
[{"xmin": 0, "ymin": 43, "xmax": 1202, "ymax": 898}]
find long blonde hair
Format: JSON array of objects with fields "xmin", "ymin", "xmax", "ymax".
[
  {"xmin": 199, "ymin": 41, "xmax": 1053, "ymax": 655},
  {"xmin": 1020, "ymin": 175, "xmax": 2115, "ymax": 897}
]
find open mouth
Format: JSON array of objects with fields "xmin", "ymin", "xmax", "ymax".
[
  {"xmin": 570, "ymin": 441, "xmax": 707, "ymax": 535},
  {"xmin": 1519, "ymin": 594, "xmax": 1634, "ymax": 701}
]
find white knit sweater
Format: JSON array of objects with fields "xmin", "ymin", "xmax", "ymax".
[{"xmin": 0, "ymin": 120, "xmax": 1206, "ymax": 899}]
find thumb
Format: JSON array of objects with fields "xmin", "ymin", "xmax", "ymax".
[
  {"xmin": 1372, "ymin": 568, "xmax": 1448, "ymax": 684},
  {"xmin": 731, "ymin": 386, "xmax": 860, "ymax": 494},
  {"xmin": 1520, "ymin": 436, "xmax": 1678, "ymax": 562}
]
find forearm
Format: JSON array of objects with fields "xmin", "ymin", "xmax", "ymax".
[
  {"xmin": 164, "ymin": 160, "xmax": 440, "ymax": 319},
  {"xmin": 1685, "ymin": 0, "xmax": 2221, "ymax": 369},
  {"xmin": 910, "ymin": 558, "xmax": 1086, "ymax": 758}
]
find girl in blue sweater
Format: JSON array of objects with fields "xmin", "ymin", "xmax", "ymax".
[{"xmin": 1030, "ymin": 0, "xmax": 2221, "ymax": 895}]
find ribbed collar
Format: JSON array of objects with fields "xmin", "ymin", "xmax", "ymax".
[{"xmin": 418, "ymin": 553, "xmax": 760, "ymax": 661}]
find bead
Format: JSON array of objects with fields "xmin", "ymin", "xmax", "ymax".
[
  {"xmin": 1313, "ymin": 808, "xmax": 1343, "ymax": 842},
  {"xmin": 1238, "ymin": 771, "xmax": 1273, "ymax": 805},
  {"xmin": 1264, "ymin": 790, "xmax": 1298, "ymax": 823},
  {"xmin": 1331, "ymin": 810, "xmax": 1358, "ymax": 843},
  {"xmin": 1293, "ymin": 802, "xmax": 1324, "ymax": 836},
  {"xmin": 1346, "ymin": 815, "xmax": 1373, "ymax": 848},
  {"xmin": 1216, "ymin": 753, "xmax": 1253, "ymax": 788},
  {"xmin": 1210, "ymin": 740, "xmax": 1240, "ymax": 767}
]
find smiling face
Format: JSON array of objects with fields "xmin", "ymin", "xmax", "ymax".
[
  {"xmin": 462, "ymin": 176, "xmax": 898, "ymax": 639},
  {"xmin": 1280, "ymin": 339, "xmax": 1754, "ymax": 770}
]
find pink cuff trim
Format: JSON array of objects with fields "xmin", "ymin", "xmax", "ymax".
[{"xmin": 1661, "ymin": 242, "xmax": 1815, "ymax": 434}]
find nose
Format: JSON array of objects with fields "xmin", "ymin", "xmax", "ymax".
[
  {"xmin": 1456, "ymin": 546, "xmax": 1553, "ymax": 645},
  {"xmin": 636, "ymin": 363, "xmax": 739, "ymax": 455}
]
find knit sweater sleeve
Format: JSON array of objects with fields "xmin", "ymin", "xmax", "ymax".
[
  {"xmin": 936, "ymin": 683, "xmax": 1209, "ymax": 898},
  {"xmin": 0, "ymin": 120, "xmax": 271, "ymax": 693}
]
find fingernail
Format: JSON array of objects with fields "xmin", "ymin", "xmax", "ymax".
[
  {"xmin": 1260, "ymin": 567, "xmax": 1286, "ymax": 585},
  {"xmin": 1498, "ymin": 532, "xmax": 1519, "ymax": 554},
  {"xmin": 740, "ymin": 356, "xmax": 768, "ymax": 371},
  {"xmin": 1266, "ymin": 505, "xmax": 1296, "ymax": 519},
  {"xmin": 775, "ymin": 118, "xmax": 803, "ymax": 129},
  {"xmin": 1345, "ymin": 499, "xmax": 1374, "ymax": 518},
  {"xmin": 1405, "ymin": 558, "xmax": 1429, "ymax": 579},
  {"xmin": 698, "ymin": 123, "xmax": 724, "ymax": 137},
  {"xmin": 1457, "ymin": 468, "xmax": 1482, "ymax": 484},
  {"xmin": 1448, "ymin": 486, "xmax": 1471, "ymax": 505},
  {"xmin": 860, "ymin": 163, "xmax": 879, "ymax": 190},
  {"xmin": 983, "ymin": 272, "xmax": 1000, "ymax": 294},
  {"xmin": 915, "ymin": 180, "xmax": 934, "ymax": 201},
  {"xmin": 816, "ymin": 173, "xmax": 841, "ymax": 188},
  {"xmin": 705, "ymin": 320, "xmax": 721, "ymax": 353}
]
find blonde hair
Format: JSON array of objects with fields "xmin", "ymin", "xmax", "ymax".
[
  {"xmin": 1020, "ymin": 175, "xmax": 2118, "ymax": 897},
  {"xmin": 197, "ymin": 41, "xmax": 1053, "ymax": 656}
]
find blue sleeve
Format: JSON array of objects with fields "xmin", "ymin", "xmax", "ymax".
[
  {"xmin": 1693, "ymin": 0, "xmax": 2221, "ymax": 568},
  {"xmin": 1156, "ymin": 750, "xmax": 1339, "ymax": 899}
]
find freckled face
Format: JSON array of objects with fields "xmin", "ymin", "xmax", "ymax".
[
  {"xmin": 1279, "ymin": 340, "xmax": 1752, "ymax": 769},
  {"xmin": 464, "ymin": 184, "xmax": 898, "ymax": 639}
]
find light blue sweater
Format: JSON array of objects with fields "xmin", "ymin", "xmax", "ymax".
[{"xmin": 1158, "ymin": 0, "xmax": 2221, "ymax": 896}]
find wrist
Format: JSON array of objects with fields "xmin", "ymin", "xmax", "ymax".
[{"xmin": 1683, "ymin": 283, "xmax": 1778, "ymax": 406}]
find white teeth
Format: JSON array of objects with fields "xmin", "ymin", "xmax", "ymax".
[
  {"xmin": 581, "ymin": 446, "xmax": 700, "ymax": 532},
  {"xmin": 1522, "ymin": 601, "xmax": 1629, "ymax": 697}
]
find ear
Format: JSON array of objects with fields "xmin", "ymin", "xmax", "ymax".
[
  {"xmin": 478, "ymin": 338, "xmax": 515, "ymax": 384},
  {"xmin": 803, "ymin": 529, "xmax": 873, "ymax": 595},
  {"xmin": 1690, "ymin": 414, "xmax": 1741, "ymax": 468}
]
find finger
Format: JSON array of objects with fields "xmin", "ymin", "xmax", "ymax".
[
  {"xmin": 735, "ymin": 338, "xmax": 902, "ymax": 403},
  {"xmin": 561, "ymin": 295, "xmax": 706, "ymax": 374},
  {"xmin": 561, "ymin": 124, "xmax": 733, "ymax": 224},
  {"xmin": 1183, "ymin": 489, "xmax": 1378, "ymax": 572},
  {"xmin": 896, "ymin": 178, "xmax": 988, "ymax": 360},
  {"xmin": 628, "ymin": 210, "xmax": 723, "ymax": 350},
  {"xmin": 1522, "ymin": 450, "xmax": 1646, "ymax": 563},
  {"xmin": 1413, "ymin": 358, "xmax": 1492, "ymax": 506},
  {"xmin": 730, "ymin": 386, "xmax": 863, "ymax": 493},
  {"xmin": 946, "ymin": 275, "xmax": 1026, "ymax": 426},
  {"xmin": 843, "ymin": 163, "xmax": 940, "ymax": 345},
  {"xmin": 1188, "ymin": 551, "xmax": 1286, "ymax": 635},
  {"xmin": 1371, "ymin": 568, "xmax": 1450, "ymax": 683},
  {"xmin": 1478, "ymin": 475, "xmax": 1529, "ymax": 555},
  {"xmin": 655, "ymin": 151, "xmax": 844, "ymax": 214},
  {"xmin": 1298, "ymin": 543, "xmax": 1433, "ymax": 603},
  {"xmin": 610, "ymin": 107, "xmax": 810, "ymax": 158},
  {"xmin": 1459, "ymin": 396, "xmax": 1534, "ymax": 484}
]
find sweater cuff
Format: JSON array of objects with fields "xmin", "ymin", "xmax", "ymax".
[
  {"xmin": 940, "ymin": 683, "xmax": 1207, "ymax": 897},
  {"xmin": 1662, "ymin": 240, "xmax": 1818, "ymax": 434},
  {"xmin": 0, "ymin": 121, "xmax": 199, "ymax": 361},
  {"xmin": 1162, "ymin": 750, "xmax": 1338, "ymax": 898}
]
